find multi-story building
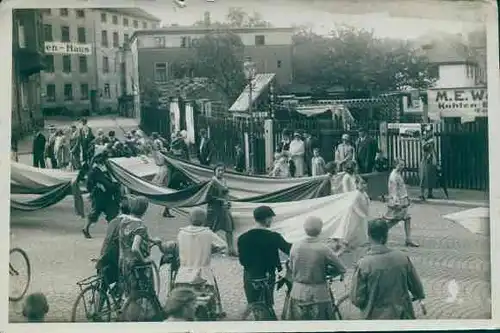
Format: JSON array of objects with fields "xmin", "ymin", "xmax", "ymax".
[
  {"xmin": 12, "ymin": 9, "xmax": 45, "ymax": 137},
  {"xmin": 40, "ymin": 8, "xmax": 160, "ymax": 116},
  {"xmin": 128, "ymin": 26, "xmax": 295, "ymax": 92}
]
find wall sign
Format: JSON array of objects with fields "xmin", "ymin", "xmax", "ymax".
[
  {"xmin": 427, "ymin": 87, "xmax": 487, "ymax": 118},
  {"xmin": 44, "ymin": 42, "xmax": 92, "ymax": 55}
]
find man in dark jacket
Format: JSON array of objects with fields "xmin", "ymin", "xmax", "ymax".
[
  {"xmin": 197, "ymin": 129, "xmax": 214, "ymax": 166},
  {"xmin": 32, "ymin": 130, "xmax": 46, "ymax": 168},
  {"xmin": 79, "ymin": 118, "xmax": 95, "ymax": 166},
  {"xmin": 82, "ymin": 148, "xmax": 120, "ymax": 239},
  {"xmin": 355, "ymin": 128, "xmax": 377, "ymax": 174}
]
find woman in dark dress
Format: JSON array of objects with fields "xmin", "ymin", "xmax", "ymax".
[
  {"xmin": 206, "ymin": 164, "xmax": 236, "ymax": 256},
  {"xmin": 419, "ymin": 130, "xmax": 438, "ymax": 200}
]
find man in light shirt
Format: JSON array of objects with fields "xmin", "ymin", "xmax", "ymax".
[
  {"xmin": 383, "ymin": 158, "xmax": 418, "ymax": 247},
  {"xmin": 174, "ymin": 208, "xmax": 226, "ymax": 315}
]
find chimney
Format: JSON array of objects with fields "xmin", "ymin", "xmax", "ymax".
[{"xmin": 204, "ymin": 11, "xmax": 211, "ymax": 27}]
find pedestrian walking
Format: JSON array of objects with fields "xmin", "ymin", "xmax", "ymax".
[
  {"xmin": 350, "ymin": 218, "xmax": 425, "ymax": 319},
  {"xmin": 383, "ymin": 158, "xmax": 419, "ymax": 247},
  {"xmin": 69, "ymin": 125, "xmax": 81, "ymax": 170},
  {"xmin": 284, "ymin": 216, "xmax": 346, "ymax": 320},
  {"xmin": 32, "ymin": 129, "xmax": 46, "ymax": 168}
]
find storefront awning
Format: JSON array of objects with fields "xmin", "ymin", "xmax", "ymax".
[
  {"xmin": 15, "ymin": 48, "xmax": 46, "ymax": 77},
  {"xmin": 229, "ymin": 73, "xmax": 276, "ymax": 113}
]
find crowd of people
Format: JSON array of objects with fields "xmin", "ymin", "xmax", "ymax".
[{"xmin": 270, "ymin": 128, "xmax": 388, "ymax": 179}]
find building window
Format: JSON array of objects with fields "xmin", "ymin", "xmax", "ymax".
[
  {"xmin": 154, "ymin": 63, "xmax": 168, "ymax": 82},
  {"xmin": 79, "ymin": 56, "xmax": 88, "ymax": 73},
  {"xmin": 133, "ymin": 20, "xmax": 138, "ymax": 28},
  {"xmin": 277, "ymin": 60, "xmax": 282, "ymax": 68},
  {"xmin": 255, "ymin": 35, "xmax": 265, "ymax": 45},
  {"xmin": 62, "ymin": 55, "xmax": 71, "ymax": 73},
  {"xmin": 101, "ymin": 30, "xmax": 108, "ymax": 47},
  {"xmin": 64, "ymin": 84, "xmax": 73, "ymax": 101},
  {"xmin": 101, "ymin": 13, "xmax": 107, "ymax": 23},
  {"xmin": 60, "ymin": 8, "xmax": 69, "ymax": 17},
  {"xmin": 113, "ymin": 32, "xmax": 119, "ymax": 47},
  {"xmin": 103, "ymin": 83, "xmax": 111, "ymax": 98},
  {"xmin": 77, "ymin": 27, "xmax": 86, "ymax": 43},
  {"xmin": 103, "ymin": 56, "xmax": 109, "ymax": 73},
  {"xmin": 61, "ymin": 26, "xmax": 70, "ymax": 42},
  {"xmin": 76, "ymin": 9, "xmax": 85, "ymax": 18},
  {"xmin": 154, "ymin": 37, "xmax": 166, "ymax": 48},
  {"xmin": 80, "ymin": 83, "xmax": 89, "ymax": 100},
  {"xmin": 123, "ymin": 18, "xmax": 129, "ymax": 26},
  {"xmin": 43, "ymin": 24, "xmax": 53, "ymax": 42},
  {"xmin": 44, "ymin": 55, "xmax": 55, "ymax": 72},
  {"xmin": 142, "ymin": 21, "xmax": 147, "ymax": 29},
  {"xmin": 124, "ymin": 33, "xmax": 129, "ymax": 44},
  {"xmin": 112, "ymin": 15, "xmax": 118, "ymax": 24},
  {"xmin": 46, "ymin": 84, "xmax": 56, "ymax": 102}
]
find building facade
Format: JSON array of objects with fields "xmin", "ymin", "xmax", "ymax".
[
  {"xmin": 12, "ymin": 9, "xmax": 46, "ymax": 138},
  {"xmin": 128, "ymin": 26, "xmax": 295, "ymax": 100},
  {"xmin": 40, "ymin": 8, "xmax": 160, "ymax": 117}
]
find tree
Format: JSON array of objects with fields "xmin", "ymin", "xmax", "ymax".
[
  {"xmin": 293, "ymin": 25, "xmax": 437, "ymax": 94},
  {"xmin": 193, "ymin": 7, "xmax": 271, "ymax": 28},
  {"xmin": 193, "ymin": 31, "xmax": 246, "ymax": 103}
]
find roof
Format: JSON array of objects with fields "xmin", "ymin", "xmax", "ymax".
[
  {"xmin": 96, "ymin": 8, "xmax": 161, "ymax": 22},
  {"xmin": 130, "ymin": 26, "xmax": 295, "ymax": 42},
  {"xmin": 229, "ymin": 73, "xmax": 276, "ymax": 113}
]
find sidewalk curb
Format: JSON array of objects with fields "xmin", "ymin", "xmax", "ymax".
[{"xmin": 410, "ymin": 197, "xmax": 489, "ymax": 209}]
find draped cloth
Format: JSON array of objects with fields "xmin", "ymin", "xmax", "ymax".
[{"xmin": 10, "ymin": 162, "xmax": 84, "ymax": 217}]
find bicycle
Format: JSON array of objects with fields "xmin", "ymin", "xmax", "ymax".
[
  {"xmin": 240, "ymin": 275, "xmax": 280, "ymax": 321},
  {"xmin": 70, "ymin": 241, "xmax": 161, "ymax": 322},
  {"xmin": 9, "ymin": 247, "xmax": 31, "ymax": 302}
]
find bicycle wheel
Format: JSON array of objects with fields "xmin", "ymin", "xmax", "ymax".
[
  {"xmin": 71, "ymin": 286, "xmax": 112, "ymax": 322},
  {"xmin": 120, "ymin": 292, "xmax": 164, "ymax": 322},
  {"xmin": 334, "ymin": 294, "xmax": 362, "ymax": 320},
  {"xmin": 9, "ymin": 248, "xmax": 31, "ymax": 302},
  {"xmin": 240, "ymin": 303, "xmax": 274, "ymax": 321}
]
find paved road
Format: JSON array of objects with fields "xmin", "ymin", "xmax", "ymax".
[{"xmin": 9, "ymin": 195, "xmax": 491, "ymax": 322}]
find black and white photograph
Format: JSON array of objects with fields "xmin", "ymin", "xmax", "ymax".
[{"xmin": 3, "ymin": 0, "xmax": 499, "ymax": 331}]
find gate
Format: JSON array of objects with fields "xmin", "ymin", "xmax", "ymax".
[
  {"xmin": 386, "ymin": 118, "xmax": 489, "ymax": 190},
  {"xmin": 139, "ymin": 106, "xmax": 171, "ymax": 138}
]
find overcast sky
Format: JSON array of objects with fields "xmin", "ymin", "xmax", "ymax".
[{"xmin": 140, "ymin": 0, "xmax": 485, "ymax": 40}]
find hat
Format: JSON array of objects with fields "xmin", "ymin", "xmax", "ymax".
[
  {"xmin": 341, "ymin": 134, "xmax": 349, "ymax": 140},
  {"xmin": 304, "ymin": 216, "xmax": 323, "ymax": 237},
  {"xmin": 253, "ymin": 205, "xmax": 276, "ymax": 222},
  {"xmin": 293, "ymin": 132, "xmax": 301, "ymax": 137}
]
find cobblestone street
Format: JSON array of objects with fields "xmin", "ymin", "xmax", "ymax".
[{"xmin": 9, "ymin": 195, "xmax": 491, "ymax": 322}]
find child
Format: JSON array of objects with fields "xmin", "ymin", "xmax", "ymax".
[
  {"xmin": 270, "ymin": 152, "xmax": 290, "ymax": 178},
  {"xmin": 374, "ymin": 149, "xmax": 389, "ymax": 172},
  {"xmin": 22, "ymin": 292, "xmax": 49, "ymax": 322},
  {"xmin": 311, "ymin": 148, "xmax": 326, "ymax": 176}
]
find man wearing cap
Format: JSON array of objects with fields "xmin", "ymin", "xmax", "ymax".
[
  {"xmin": 237, "ymin": 206, "xmax": 292, "ymax": 319},
  {"xmin": 355, "ymin": 128, "xmax": 377, "ymax": 174},
  {"xmin": 284, "ymin": 216, "xmax": 346, "ymax": 320},
  {"xmin": 197, "ymin": 129, "xmax": 214, "ymax": 166},
  {"xmin": 334, "ymin": 133, "xmax": 355, "ymax": 172},
  {"xmin": 82, "ymin": 148, "xmax": 120, "ymax": 239},
  {"xmin": 350, "ymin": 218, "xmax": 425, "ymax": 319}
]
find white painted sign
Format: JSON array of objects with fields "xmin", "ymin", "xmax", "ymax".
[
  {"xmin": 428, "ymin": 87, "xmax": 487, "ymax": 118},
  {"xmin": 44, "ymin": 42, "xmax": 92, "ymax": 55}
]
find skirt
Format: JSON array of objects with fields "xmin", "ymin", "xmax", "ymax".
[
  {"xmin": 284, "ymin": 297, "xmax": 336, "ymax": 320},
  {"xmin": 206, "ymin": 203, "xmax": 234, "ymax": 233},
  {"xmin": 419, "ymin": 160, "xmax": 438, "ymax": 189}
]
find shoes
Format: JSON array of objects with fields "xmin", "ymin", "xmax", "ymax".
[
  {"xmin": 82, "ymin": 228, "xmax": 92, "ymax": 239},
  {"xmin": 162, "ymin": 211, "xmax": 175, "ymax": 218},
  {"xmin": 405, "ymin": 240, "xmax": 419, "ymax": 247}
]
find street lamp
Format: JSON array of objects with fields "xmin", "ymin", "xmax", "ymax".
[{"xmin": 243, "ymin": 57, "xmax": 257, "ymax": 174}]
